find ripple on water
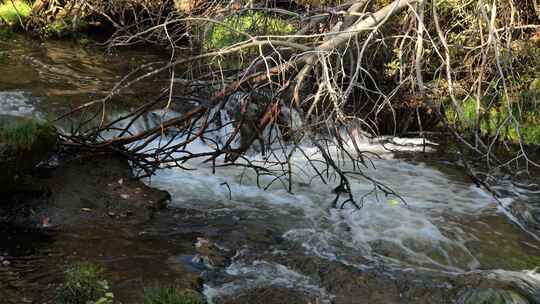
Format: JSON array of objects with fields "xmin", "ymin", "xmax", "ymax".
[{"xmin": 203, "ymin": 260, "xmax": 334, "ymax": 304}]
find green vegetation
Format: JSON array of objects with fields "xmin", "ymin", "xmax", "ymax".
[
  {"xmin": 438, "ymin": 24, "xmax": 540, "ymax": 146},
  {"xmin": 56, "ymin": 263, "xmax": 114, "ymax": 304},
  {"xmin": 42, "ymin": 18, "xmax": 90, "ymax": 38},
  {"xmin": 1, "ymin": 119, "xmax": 39, "ymax": 150},
  {"xmin": 444, "ymin": 79, "xmax": 540, "ymax": 146},
  {"xmin": 206, "ymin": 11, "xmax": 295, "ymax": 50},
  {"xmin": 0, "ymin": 0, "xmax": 31, "ymax": 26},
  {"xmin": 143, "ymin": 286, "xmax": 204, "ymax": 304},
  {"xmin": 0, "ymin": 119, "xmax": 56, "ymax": 151},
  {"xmin": 0, "ymin": 26, "xmax": 13, "ymax": 38}
]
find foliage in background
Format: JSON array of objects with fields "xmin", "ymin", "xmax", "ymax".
[
  {"xmin": 56, "ymin": 263, "xmax": 114, "ymax": 304},
  {"xmin": 0, "ymin": 0, "xmax": 31, "ymax": 26},
  {"xmin": 206, "ymin": 11, "xmax": 296, "ymax": 50},
  {"xmin": 443, "ymin": 38, "xmax": 540, "ymax": 145}
]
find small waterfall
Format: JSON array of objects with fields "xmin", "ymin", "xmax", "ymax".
[
  {"xmin": 0, "ymin": 91, "xmax": 35, "ymax": 117},
  {"xmin": 3, "ymin": 89, "xmax": 539, "ymax": 303}
]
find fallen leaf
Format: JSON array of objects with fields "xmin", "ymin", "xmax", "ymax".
[{"xmin": 385, "ymin": 199, "xmax": 401, "ymax": 207}]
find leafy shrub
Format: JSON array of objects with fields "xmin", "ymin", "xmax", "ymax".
[
  {"xmin": 0, "ymin": 0, "xmax": 31, "ymax": 25},
  {"xmin": 206, "ymin": 11, "xmax": 295, "ymax": 50},
  {"xmin": 42, "ymin": 17, "xmax": 90, "ymax": 38},
  {"xmin": 143, "ymin": 287, "xmax": 204, "ymax": 304},
  {"xmin": 56, "ymin": 263, "xmax": 114, "ymax": 304}
]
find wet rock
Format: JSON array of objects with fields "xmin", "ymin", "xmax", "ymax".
[
  {"xmin": 508, "ymin": 200, "xmax": 540, "ymax": 236},
  {"xmin": 455, "ymin": 269, "xmax": 540, "ymax": 303},
  {"xmin": 459, "ymin": 288, "xmax": 529, "ymax": 304},
  {"xmin": 2, "ymin": 153, "xmax": 171, "ymax": 229},
  {"xmin": 0, "ymin": 115, "xmax": 57, "ymax": 194},
  {"xmin": 42, "ymin": 154, "xmax": 171, "ymax": 227},
  {"xmin": 194, "ymin": 237, "xmax": 229, "ymax": 268}
]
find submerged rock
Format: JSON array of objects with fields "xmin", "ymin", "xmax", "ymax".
[
  {"xmin": 0, "ymin": 115, "xmax": 57, "ymax": 194},
  {"xmin": 460, "ymin": 288, "xmax": 529, "ymax": 304},
  {"xmin": 508, "ymin": 200, "xmax": 540, "ymax": 237},
  {"xmin": 193, "ymin": 237, "xmax": 229, "ymax": 268}
]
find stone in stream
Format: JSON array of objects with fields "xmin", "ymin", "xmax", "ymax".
[
  {"xmin": 0, "ymin": 115, "xmax": 57, "ymax": 194},
  {"xmin": 507, "ymin": 200, "xmax": 540, "ymax": 237},
  {"xmin": 459, "ymin": 288, "xmax": 529, "ymax": 304}
]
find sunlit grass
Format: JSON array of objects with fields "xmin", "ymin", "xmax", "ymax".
[
  {"xmin": 207, "ymin": 11, "xmax": 296, "ymax": 50},
  {"xmin": 0, "ymin": 0, "xmax": 31, "ymax": 26}
]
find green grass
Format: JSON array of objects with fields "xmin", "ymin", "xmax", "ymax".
[
  {"xmin": 444, "ymin": 82, "xmax": 540, "ymax": 145},
  {"xmin": 143, "ymin": 287, "xmax": 204, "ymax": 304},
  {"xmin": 1, "ymin": 119, "xmax": 57, "ymax": 152},
  {"xmin": 56, "ymin": 263, "xmax": 114, "ymax": 304},
  {"xmin": 0, "ymin": 0, "xmax": 32, "ymax": 26},
  {"xmin": 207, "ymin": 11, "xmax": 295, "ymax": 50},
  {"xmin": 1, "ymin": 119, "xmax": 38, "ymax": 150}
]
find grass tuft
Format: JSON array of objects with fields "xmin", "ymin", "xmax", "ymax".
[
  {"xmin": 56, "ymin": 263, "xmax": 113, "ymax": 304},
  {"xmin": 1, "ymin": 119, "xmax": 38, "ymax": 150}
]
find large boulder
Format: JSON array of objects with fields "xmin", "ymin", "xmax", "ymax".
[{"xmin": 0, "ymin": 115, "xmax": 57, "ymax": 194}]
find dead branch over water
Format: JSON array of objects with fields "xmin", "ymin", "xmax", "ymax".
[{"xmin": 33, "ymin": 0, "xmax": 540, "ymax": 207}]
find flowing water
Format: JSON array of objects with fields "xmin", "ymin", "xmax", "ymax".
[{"xmin": 1, "ymin": 35, "xmax": 540, "ymax": 303}]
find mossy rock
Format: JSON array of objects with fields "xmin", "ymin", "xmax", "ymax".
[{"xmin": 0, "ymin": 115, "xmax": 57, "ymax": 193}]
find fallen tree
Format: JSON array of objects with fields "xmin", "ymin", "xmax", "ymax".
[{"xmin": 33, "ymin": 0, "xmax": 540, "ymax": 206}]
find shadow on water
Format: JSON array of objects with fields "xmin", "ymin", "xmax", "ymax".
[{"xmin": 0, "ymin": 219, "xmax": 206, "ymax": 303}]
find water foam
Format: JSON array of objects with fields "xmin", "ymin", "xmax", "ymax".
[
  {"xmin": 0, "ymin": 91, "xmax": 35, "ymax": 117},
  {"xmin": 203, "ymin": 260, "xmax": 334, "ymax": 304},
  {"xmin": 127, "ymin": 108, "xmax": 500, "ymax": 272},
  {"xmin": 92, "ymin": 107, "xmax": 540, "ymax": 289}
]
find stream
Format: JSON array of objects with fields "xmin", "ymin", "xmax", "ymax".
[{"xmin": 1, "ymin": 35, "xmax": 540, "ymax": 304}]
